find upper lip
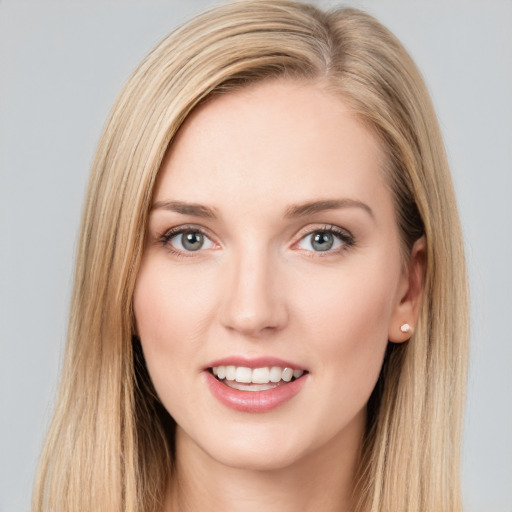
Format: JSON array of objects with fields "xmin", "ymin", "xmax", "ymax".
[{"xmin": 204, "ymin": 356, "xmax": 307, "ymax": 371}]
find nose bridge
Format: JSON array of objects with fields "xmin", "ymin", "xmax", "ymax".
[{"xmin": 220, "ymin": 241, "xmax": 286, "ymax": 335}]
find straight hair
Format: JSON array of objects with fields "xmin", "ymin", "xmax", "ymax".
[{"xmin": 33, "ymin": 2, "xmax": 469, "ymax": 511}]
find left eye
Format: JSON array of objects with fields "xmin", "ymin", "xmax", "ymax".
[
  {"xmin": 169, "ymin": 230, "xmax": 215, "ymax": 252},
  {"xmin": 297, "ymin": 230, "xmax": 346, "ymax": 252}
]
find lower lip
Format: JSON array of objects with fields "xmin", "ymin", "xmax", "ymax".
[{"xmin": 205, "ymin": 371, "xmax": 308, "ymax": 413}]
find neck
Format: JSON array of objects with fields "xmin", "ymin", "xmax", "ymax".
[{"xmin": 164, "ymin": 411, "xmax": 365, "ymax": 512}]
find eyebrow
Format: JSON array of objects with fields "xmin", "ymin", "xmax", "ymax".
[
  {"xmin": 285, "ymin": 199, "xmax": 374, "ymax": 219},
  {"xmin": 151, "ymin": 198, "xmax": 374, "ymax": 220},
  {"xmin": 151, "ymin": 200, "xmax": 217, "ymax": 218}
]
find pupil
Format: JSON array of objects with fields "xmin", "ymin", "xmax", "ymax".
[
  {"xmin": 312, "ymin": 232, "xmax": 333, "ymax": 251},
  {"xmin": 183, "ymin": 232, "xmax": 203, "ymax": 251}
]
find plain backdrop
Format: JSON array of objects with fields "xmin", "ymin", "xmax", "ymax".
[{"xmin": 1, "ymin": 1, "xmax": 511, "ymax": 511}]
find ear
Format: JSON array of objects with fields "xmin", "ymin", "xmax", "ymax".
[{"xmin": 388, "ymin": 236, "xmax": 426, "ymax": 343}]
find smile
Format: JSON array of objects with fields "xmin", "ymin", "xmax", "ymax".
[
  {"xmin": 205, "ymin": 360, "xmax": 308, "ymax": 413},
  {"xmin": 211, "ymin": 365, "xmax": 305, "ymax": 391}
]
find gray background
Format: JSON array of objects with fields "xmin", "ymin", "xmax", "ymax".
[{"xmin": 1, "ymin": 1, "xmax": 511, "ymax": 511}]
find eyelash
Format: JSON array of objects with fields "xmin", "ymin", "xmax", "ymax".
[
  {"xmin": 295, "ymin": 225, "xmax": 355, "ymax": 257},
  {"xmin": 159, "ymin": 225, "xmax": 215, "ymax": 258},
  {"xmin": 158, "ymin": 224, "xmax": 355, "ymax": 258}
]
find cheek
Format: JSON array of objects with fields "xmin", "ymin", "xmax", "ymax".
[
  {"xmin": 134, "ymin": 256, "xmax": 211, "ymax": 343},
  {"xmin": 132, "ymin": 258, "xmax": 213, "ymax": 404},
  {"xmin": 295, "ymin": 258, "xmax": 398, "ymax": 344},
  {"xmin": 292, "ymin": 261, "xmax": 398, "ymax": 405}
]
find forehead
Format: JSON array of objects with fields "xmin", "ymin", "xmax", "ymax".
[{"xmin": 155, "ymin": 79, "xmax": 389, "ymax": 217}]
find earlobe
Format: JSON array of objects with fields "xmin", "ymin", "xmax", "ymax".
[{"xmin": 388, "ymin": 236, "xmax": 426, "ymax": 343}]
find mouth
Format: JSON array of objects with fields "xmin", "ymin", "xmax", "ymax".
[
  {"xmin": 209, "ymin": 365, "xmax": 307, "ymax": 392},
  {"xmin": 204, "ymin": 360, "xmax": 309, "ymax": 412}
]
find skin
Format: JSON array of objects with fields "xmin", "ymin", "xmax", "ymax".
[{"xmin": 133, "ymin": 79, "xmax": 425, "ymax": 512}]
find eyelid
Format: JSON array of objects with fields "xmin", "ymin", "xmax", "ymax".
[
  {"xmin": 159, "ymin": 224, "xmax": 219, "ymax": 256},
  {"xmin": 292, "ymin": 224, "xmax": 355, "ymax": 253}
]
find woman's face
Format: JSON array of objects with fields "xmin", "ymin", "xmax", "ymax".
[{"xmin": 134, "ymin": 79, "xmax": 419, "ymax": 471}]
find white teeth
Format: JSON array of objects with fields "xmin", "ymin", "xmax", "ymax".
[
  {"xmin": 269, "ymin": 366, "xmax": 282, "ymax": 383},
  {"xmin": 211, "ymin": 365, "xmax": 305, "ymax": 385},
  {"xmin": 282, "ymin": 368, "xmax": 293, "ymax": 382},
  {"xmin": 225, "ymin": 365, "xmax": 236, "ymax": 381},
  {"xmin": 235, "ymin": 367, "xmax": 252, "ymax": 383},
  {"xmin": 252, "ymin": 367, "xmax": 270, "ymax": 384}
]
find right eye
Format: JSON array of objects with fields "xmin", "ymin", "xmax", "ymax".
[{"xmin": 163, "ymin": 228, "xmax": 216, "ymax": 253}]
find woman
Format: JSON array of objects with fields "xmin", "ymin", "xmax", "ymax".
[{"xmin": 33, "ymin": 1, "xmax": 469, "ymax": 511}]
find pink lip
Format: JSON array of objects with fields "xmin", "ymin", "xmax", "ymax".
[{"xmin": 204, "ymin": 358, "xmax": 308, "ymax": 413}]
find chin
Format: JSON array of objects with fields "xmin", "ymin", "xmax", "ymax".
[
  {"xmin": 207, "ymin": 440, "xmax": 308, "ymax": 472},
  {"xmin": 184, "ymin": 414, "xmax": 357, "ymax": 474},
  {"xmin": 177, "ymin": 420, "xmax": 316, "ymax": 472}
]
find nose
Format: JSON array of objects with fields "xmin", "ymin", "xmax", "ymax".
[{"xmin": 219, "ymin": 247, "xmax": 288, "ymax": 337}]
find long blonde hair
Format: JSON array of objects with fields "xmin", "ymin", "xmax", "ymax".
[{"xmin": 33, "ymin": 2, "xmax": 469, "ymax": 511}]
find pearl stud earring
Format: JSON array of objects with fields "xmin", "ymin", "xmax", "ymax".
[{"xmin": 400, "ymin": 323, "xmax": 411, "ymax": 333}]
